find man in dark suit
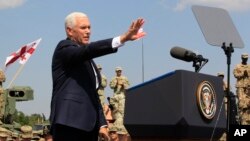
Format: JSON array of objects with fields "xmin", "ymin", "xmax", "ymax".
[{"xmin": 49, "ymin": 12, "xmax": 145, "ymax": 141}]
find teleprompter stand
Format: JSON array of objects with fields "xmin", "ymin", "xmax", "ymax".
[{"xmin": 192, "ymin": 5, "xmax": 244, "ymax": 141}]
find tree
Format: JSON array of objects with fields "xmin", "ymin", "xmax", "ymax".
[{"xmin": 13, "ymin": 111, "xmax": 29, "ymax": 125}]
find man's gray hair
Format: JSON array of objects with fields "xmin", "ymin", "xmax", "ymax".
[{"xmin": 65, "ymin": 12, "xmax": 88, "ymax": 29}]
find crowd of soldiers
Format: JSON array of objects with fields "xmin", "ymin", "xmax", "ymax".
[
  {"xmin": 0, "ymin": 125, "xmax": 52, "ymax": 141},
  {"xmin": 97, "ymin": 65, "xmax": 130, "ymax": 141}
]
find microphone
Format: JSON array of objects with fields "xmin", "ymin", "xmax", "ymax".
[{"xmin": 170, "ymin": 46, "xmax": 208, "ymax": 62}]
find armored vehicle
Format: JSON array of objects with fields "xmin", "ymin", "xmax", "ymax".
[{"xmin": 0, "ymin": 69, "xmax": 34, "ymax": 131}]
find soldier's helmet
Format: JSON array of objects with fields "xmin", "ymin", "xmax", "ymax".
[
  {"xmin": 20, "ymin": 125, "xmax": 33, "ymax": 139},
  {"xmin": 241, "ymin": 53, "xmax": 248, "ymax": 59},
  {"xmin": 0, "ymin": 127, "xmax": 10, "ymax": 138},
  {"xmin": 115, "ymin": 67, "xmax": 122, "ymax": 72},
  {"xmin": 97, "ymin": 64, "xmax": 102, "ymax": 70},
  {"xmin": 217, "ymin": 72, "xmax": 224, "ymax": 77}
]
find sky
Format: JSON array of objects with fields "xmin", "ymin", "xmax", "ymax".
[{"xmin": 0, "ymin": 0, "xmax": 250, "ymax": 119}]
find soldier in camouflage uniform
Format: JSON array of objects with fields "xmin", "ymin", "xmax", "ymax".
[
  {"xmin": 0, "ymin": 69, "xmax": 6, "ymax": 123},
  {"xmin": 20, "ymin": 125, "xmax": 33, "ymax": 141},
  {"xmin": 97, "ymin": 64, "xmax": 108, "ymax": 108},
  {"xmin": 109, "ymin": 67, "xmax": 130, "ymax": 140},
  {"xmin": 96, "ymin": 65, "xmax": 110, "ymax": 141},
  {"xmin": 217, "ymin": 72, "xmax": 228, "ymax": 91},
  {"xmin": 233, "ymin": 53, "xmax": 250, "ymax": 125},
  {"xmin": 217, "ymin": 72, "xmax": 231, "ymax": 111},
  {"xmin": 217, "ymin": 72, "xmax": 228, "ymax": 141}
]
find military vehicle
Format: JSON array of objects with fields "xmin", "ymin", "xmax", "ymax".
[
  {"xmin": 1, "ymin": 86, "xmax": 34, "ymax": 129},
  {"xmin": 0, "ymin": 69, "xmax": 34, "ymax": 131}
]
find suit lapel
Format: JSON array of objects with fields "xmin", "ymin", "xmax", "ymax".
[{"xmin": 90, "ymin": 60, "xmax": 101, "ymax": 88}]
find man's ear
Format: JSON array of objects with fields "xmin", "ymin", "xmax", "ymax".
[{"xmin": 66, "ymin": 27, "xmax": 73, "ymax": 37}]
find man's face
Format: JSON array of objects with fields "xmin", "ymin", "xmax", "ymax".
[
  {"xmin": 218, "ymin": 75, "xmax": 224, "ymax": 79},
  {"xmin": 116, "ymin": 70, "xmax": 122, "ymax": 76},
  {"xmin": 242, "ymin": 58, "xmax": 248, "ymax": 64},
  {"xmin": 67, "ymin": 16, "xmax": 91, "ymax": 45}
]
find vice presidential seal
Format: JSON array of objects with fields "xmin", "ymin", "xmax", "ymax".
[{"xmin": 196, "ymin": 81, "xmax": 217, "ymax": 120}]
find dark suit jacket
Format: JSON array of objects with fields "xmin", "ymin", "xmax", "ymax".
[{"xmin": 50, "ymin": 38, "xmax": 117, "ymax": 132}]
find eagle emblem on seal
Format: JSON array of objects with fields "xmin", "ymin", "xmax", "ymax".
[{"xmin": 196, "ymin": 81, "xmax": 217, "ymax": 120}]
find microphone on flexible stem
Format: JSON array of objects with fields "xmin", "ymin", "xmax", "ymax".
[
  {"xmin": 170, "ymin": 46, "xmax": 209, "ymax": 72},
  {"xmin": 170, "ymin": 46, "xmax": 208, "ymax": 62}
]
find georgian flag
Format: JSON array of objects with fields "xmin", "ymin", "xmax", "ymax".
[{"xmin": 5, "ymin": 38, "xmax": 42, "ymax": 67}]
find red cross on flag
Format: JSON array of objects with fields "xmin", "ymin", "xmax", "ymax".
[{"xmin": 5, "ymin": 38, "xmax": 42, "ymax": 67}]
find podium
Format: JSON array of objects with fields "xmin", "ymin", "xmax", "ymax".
[{"xmin": 124, "ymin": 70, "xmax": 226, "ymax": 141}]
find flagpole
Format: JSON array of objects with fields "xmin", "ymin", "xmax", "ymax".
[{"xmin": 7, "ymin": 64, "xmax": 25, "ymax": 88}]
